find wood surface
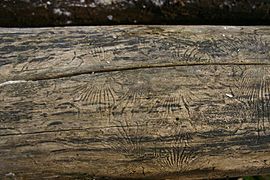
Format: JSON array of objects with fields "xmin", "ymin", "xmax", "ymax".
[
  {"xmin": 0, "ymin": 0, "xmax": 270, "ymax": 27},
  {"xmin": 0, "ymin": 26, "xmax": 270, "ymax": 179}
]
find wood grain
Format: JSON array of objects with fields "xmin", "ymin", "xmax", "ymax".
[{"xmin": 0, "ymin": 26, "xmax": 270, "ymax": 179}]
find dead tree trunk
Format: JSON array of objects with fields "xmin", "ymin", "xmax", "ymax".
[{"xmin": 0, "ymin": 26, "xmax": 270, "ymax": 179}]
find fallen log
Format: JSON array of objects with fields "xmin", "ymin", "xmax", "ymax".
[
  {"xmin": 0, "ymin": 0, "xmax": 270, "ymax": 27},
  {"xmin": 0, "ymin": 26, "xmax": 270, "ymax": 179}
]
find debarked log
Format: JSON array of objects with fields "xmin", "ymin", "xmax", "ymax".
[{"xmin": 0, "ymin": 26, "xmax": 270, "ymax": 179}]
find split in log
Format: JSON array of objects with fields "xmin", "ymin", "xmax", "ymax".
[{"xmin": 0, "ymin": 26, "xmax": 270, "ymax": 179}]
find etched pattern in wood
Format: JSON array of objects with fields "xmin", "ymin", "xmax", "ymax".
[
  {"xmin": 0, "ymin": 26, "xmax": 270, "ymax": 179},
  {"xmin": 231, "ymin": 66, "xmax": 270, "ymax": 136},
  {"xmin": 154, "ymin": 128, "xmax": 197, "ymax": 172}
]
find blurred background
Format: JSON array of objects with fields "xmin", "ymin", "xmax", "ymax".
[
  {"xmin": 221, "ymin": 175, "xmax": 270, "ymax": 180},
  {"xmin": 0, "ymin": 0, "xmax": 270, "ymax": 27}
]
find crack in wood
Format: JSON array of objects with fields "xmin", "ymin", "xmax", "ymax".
[{"xmin": 9, "ymin": 62, "xmax": 270, "ymax": 82}]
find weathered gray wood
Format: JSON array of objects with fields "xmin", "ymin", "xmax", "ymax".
[
  {"xmin": 0, "ymin": 26, "xmax": 270, "ymax": 179},
  {"xmin": 0, "ymin": 26, "xmax": 269, "ymax": 82}
]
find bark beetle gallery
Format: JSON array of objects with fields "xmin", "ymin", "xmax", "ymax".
[{"xmin": 0, "ymin": 26, "xmax": 270, "ymax": 179}]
